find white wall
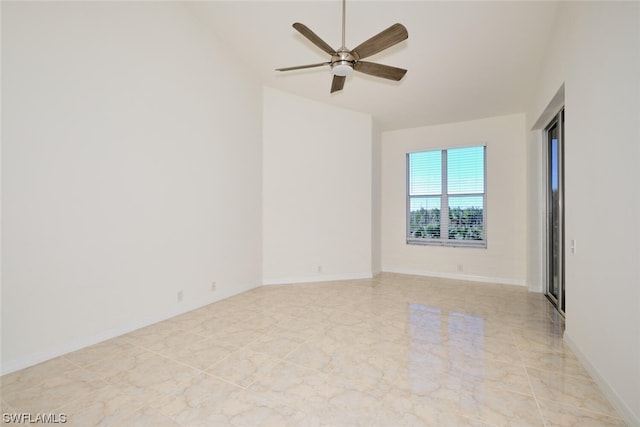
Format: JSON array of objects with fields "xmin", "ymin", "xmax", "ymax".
[
  {"xmin": 371, "ymin": 121, "xmax": 382, "ymax": 275},
  {"xmin": 262, "ymin": 87, "xmax": 372, "ymax": 284},
  {"xmin": 1, "ymin": 2, "xmax": 263, "ymax": 374},
  {"xmin": 381, "ymin": 114, "xmax": 527, "ymax": 286},
  {"xmin": 528, "ymin": 2, "xmax": 640, "ymax": 424},
  {"xmin": 527, "ymin": 84, "xmax": 565, "ymax": 294},
  {"xmin": 525, "ymin": 128, "xmax": 544, "ymax": 293}
]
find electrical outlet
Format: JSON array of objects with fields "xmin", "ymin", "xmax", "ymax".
[
  {"xmin": 177, "ymin": 290, "xmax": 183, "ymax": 302},
  {"xmin": 318, "ymin": 265, "xmax": 323, "ymax": 273},
  {"xmin": 457, "ymin": 264, "xmax": 463, "ymax": 272},
  {"xmin": 211, "ymin": 282, "xmax": 217, "ymax": 292}
]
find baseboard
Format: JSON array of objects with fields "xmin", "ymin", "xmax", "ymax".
[
  {"xmin": 0, "ymin": 282, "xmax": 261, "ymax": 376},
  {"xmin": 262, "ymin": 272, "xmax": 373, "ymax": 286},
  {"xmin": 564, "ymin": 332, "xmax": 640, "ymax": 427},
  {"xmin": 381, "ymin": 267, "xmax": 526, "ymax": 287}
]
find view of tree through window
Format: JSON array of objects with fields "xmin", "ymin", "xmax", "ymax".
[{"xmin": 407, "ymin": 146, "xmax": 486, "ymax": 247}]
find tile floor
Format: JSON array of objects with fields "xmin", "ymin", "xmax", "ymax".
[{"xmin": 1, "ymin": 274, "xmax": 627, "ymax": 426}]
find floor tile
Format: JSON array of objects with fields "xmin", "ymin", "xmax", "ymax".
[
  {"xmin": 0, "ymin": 274, "xmax": 627, "ymax": 426},
  {"xmin": 526, "ymin": 367, "xmax": 619, "ymax": 417},
  {"xmin": 148, "ymin": 372, "xmax": 243, "ymax": 423},
  {"xmin": 455, "ymin": 356, "xmax": 532, "ymax": 396},
  {"xmin": 57, "ymin": 384, "xmax": 146, "ymax": 426},
  {"xmin": 63, "ymin": 336, "xmax": 137, "ymax": 369},
  {"xmin": 460, "ymin": 384, "xmax": 545, "ymax": 426},
  {"xmin": 206, "ymin": 347, "xmax": 280, "ymax": 388},
  {"xmin": 1, "ymin": 357, "xmax": 81, "ymax": 397},
  {"xmin": 4, "ymin": 370, "xmax": 107, "ymax": 414},
  {"xmin": 246, "ymin": 334, "xmax": 304, "ymax": 359},
  {"xmin": 537, "ymin": 398, "xmax": 627, "ymax": 426},
  {"xmin": 164, "ymin": 337, "xmax": 239, "ymax": 371},
  {"xmin": 119, "ymin": 406, "xmax": 182, "ymax": 426},
  {"xmin": 102, "ymin": 352, "xmax": 203, "ymax": 402},
  {"xmin": 519, "ymin": 348, "xmax": 591, "ymax": 379}
]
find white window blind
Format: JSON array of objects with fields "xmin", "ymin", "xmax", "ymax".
[{"xmin": 407, "ymin": 146, "xmax": 486, "ymax": 247}]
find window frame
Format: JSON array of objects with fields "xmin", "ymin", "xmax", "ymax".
[{"xmin": 406, "ymin": 145, "xmax": 487, "ymax": 248}]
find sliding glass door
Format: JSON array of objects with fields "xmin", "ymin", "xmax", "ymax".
[{"xmin": 546, "ymin": 109, "xmax": 564, "ymax": 314}]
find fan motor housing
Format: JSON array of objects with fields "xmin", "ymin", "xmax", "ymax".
[{"xmin": 331, "ymin": 50, "xmax": 356, "ymax": 76}]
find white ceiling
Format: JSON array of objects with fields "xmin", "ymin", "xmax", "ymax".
[{"xmin": 185, "ymin": 1, "xmax": 558, "ymax": 131}]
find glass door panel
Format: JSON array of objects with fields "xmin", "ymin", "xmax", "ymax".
[{"xmin": 546, "ymin": 109, "xmax": 564, "ymax": 314}]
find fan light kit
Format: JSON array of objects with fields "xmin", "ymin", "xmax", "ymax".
[
  {"xmin": 332, "ymin": 64, "xmax": 353, "ymax": 77},
  {"xmin": 276, "ymin": 0, "xmax": 408, "ymax": 93}
]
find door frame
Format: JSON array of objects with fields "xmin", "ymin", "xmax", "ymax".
[{"xmin": 544, "ymin": 108, "xmax": 565, "ymax": 315}]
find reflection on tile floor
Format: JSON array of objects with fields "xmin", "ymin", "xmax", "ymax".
[{"xmin": 1, "ymin": 274, "xmax": 627, "ymax": 426}]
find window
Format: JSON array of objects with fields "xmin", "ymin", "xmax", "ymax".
[{"xmin": 407, "ymin": 146, "xmax": 486, "ymax": 247}]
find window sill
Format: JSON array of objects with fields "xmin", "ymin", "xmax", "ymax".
[{"xmin": 406, "ymin": 239, "xmax": 486, "ymax": 249}]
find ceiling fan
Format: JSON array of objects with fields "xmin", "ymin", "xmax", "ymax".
[{"xmin": 276, "ymin": 0, "xmax": 408, "ymax": 93}]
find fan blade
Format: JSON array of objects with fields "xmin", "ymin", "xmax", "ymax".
[
  {"xmin": 351, "ymin": 23, "xmax": 408, "ymax": 60},
  {"xmin": 354, "ymin": 61, "xmax": 407, "ymax": 81},
  {"xmin": 293, "ymin": 23, "xmax": 337, "ymax": 56},
  {"xmin": 331, "ymin": 75, "xmax": 346, "ymax": 93},
  {"xmin": 276, "ymin": 62, "xmax": 331, "ymax": 72}
]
